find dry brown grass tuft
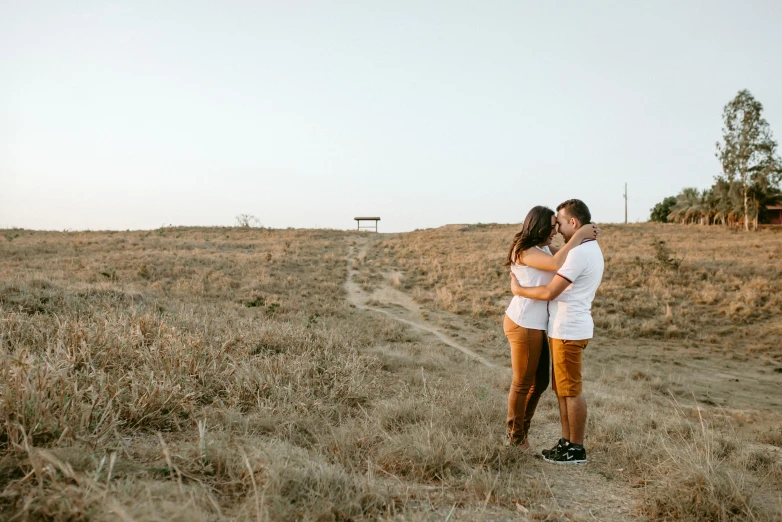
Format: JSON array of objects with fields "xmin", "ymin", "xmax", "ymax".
[{"xmin": 640, "ymin": 406, "xmax": 762, "ymax": 521}]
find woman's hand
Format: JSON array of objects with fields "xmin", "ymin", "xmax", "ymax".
[
  {"xmin": 573, "ymin": 222, "xmax": 600, "ymax": 242},
  {"xmin": 510, "ymin": 273, "xmax": 523, "ymax": 295}
]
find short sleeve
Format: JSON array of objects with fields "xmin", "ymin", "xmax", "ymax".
[{"xmin": 556, "ymin": 248, "xmax": 587, "ymax": 284}]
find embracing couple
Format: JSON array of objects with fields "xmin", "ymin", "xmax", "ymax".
[{"xmin": 503, "ymin": 199, "xmax": 604, "ymax": 465}]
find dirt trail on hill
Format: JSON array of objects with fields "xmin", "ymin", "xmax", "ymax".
[
  {"xmin": 345, "ymin": 239, "xmax": 496, "ymax": 368},
  {"xmin": 344, "ymin": 236, "xmax": 642, "ymax": 520}
]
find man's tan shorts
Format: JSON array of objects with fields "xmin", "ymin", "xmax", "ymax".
[{"xmin": 549, "ymin": 338, "xmax": 589, "ymax": 397}]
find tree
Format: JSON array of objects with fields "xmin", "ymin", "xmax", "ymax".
[
  {"xmin": 235, "ymin": 214, "xmax": 262, "ymax": 228},
  {"xmin": 715, "ymin": 90, "xmax": 781, "ymax": 231},
  {"xmin": 668, "ymin": 188, "xmax": 704, "ymax": 224},
  {"xmin": 710, "ymin": 178, "xmax": 743, "ymax": 226},
  {"xmin": 650, "ymin": 196, "xmax": 676, "ymax": 223},
  {"xmin": 700, "ymin": 188, "xmax": 715, "ymax": 225}
]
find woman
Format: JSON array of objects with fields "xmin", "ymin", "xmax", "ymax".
[{"xmin": 503, "ymin": 206, "xmax": 597, "ymax": 450}]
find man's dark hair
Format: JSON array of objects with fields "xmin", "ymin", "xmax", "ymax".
[{"xmin": 557, "ymin": 199, "xmax": 591, "ymax": 226}]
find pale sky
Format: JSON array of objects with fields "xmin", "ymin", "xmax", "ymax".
[{"xmin": 2, "ymin": 1, "xmax": 781, "ymax": 232}]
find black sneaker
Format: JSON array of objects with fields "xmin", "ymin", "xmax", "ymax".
[
  {"xmin": 541, "ymin": 438, "xmax": 569, "ymax": 459},
  {"xmin": 544, "ymin": 442, "xmax": 587, "ymax": 465}
]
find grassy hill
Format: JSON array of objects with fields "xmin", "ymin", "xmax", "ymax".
[
  {"xmin": 368, "ymin": 223, "xmax": 782, "ymax": 357},
  {"xmin": 1, "ymin": 224, "xmax": 780, "ymax": 520}
]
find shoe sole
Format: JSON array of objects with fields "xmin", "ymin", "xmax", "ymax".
[{"xmin": 542, "ymin": 456, "xmax": 587, "ymax": 465}]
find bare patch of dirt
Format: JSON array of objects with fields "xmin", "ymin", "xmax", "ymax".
[{"xmin": 345, "ymin": 239, "xmax": 496, "ymax": 368}]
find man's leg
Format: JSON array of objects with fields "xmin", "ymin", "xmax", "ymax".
[
  {"xmin": 547, "ymin": 338, "xmax": 588, "ymax": 464},
  {"xmin": 557, "ymin": 396, "xmax": 570, "ymax": 441},
  {"xmin": 550, "ymin": 338, "xmax": 571, "ymax": 441},
  {"xmin": 564, "ymin": 394, "xmax": 587, "ymax": 445},
  {"xmin": 561, "ymin": 340, "xmax": 588, "ymax": 445},
  {"xmin": 541, "ymin": 339, "xmax": 568, "ymax": 459}
]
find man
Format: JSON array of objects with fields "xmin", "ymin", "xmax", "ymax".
[{"xmin": 510, "ymin": 199, "xmax": 604, "ymax": 464}]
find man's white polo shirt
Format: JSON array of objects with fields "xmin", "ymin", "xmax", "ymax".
[{"xmin": 547, "ymin": 239, "xmax": 604, "ymax": 341}]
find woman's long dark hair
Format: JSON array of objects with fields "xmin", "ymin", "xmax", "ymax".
[{"xmin": 504, "ymin": 206, "xmax": 555, "ymax": 269}]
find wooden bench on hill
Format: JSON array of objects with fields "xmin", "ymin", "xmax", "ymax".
[{"xmin": 354, "ymin": 217, "xmax": 380, "ymax": 232}]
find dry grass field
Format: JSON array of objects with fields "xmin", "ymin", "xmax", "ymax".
[{"xmin": 1, "ymin": 223, "xmax": 781, "ymax": 521}]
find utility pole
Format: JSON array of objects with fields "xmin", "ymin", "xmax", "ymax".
[{"xmin": 623, "ymin": 183, "xmax": 628, "ymax": 224}]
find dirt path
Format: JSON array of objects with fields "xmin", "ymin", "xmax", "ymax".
[{"xmin": 345, "ymin": 239, "xmax": 496, "ymax": 368}]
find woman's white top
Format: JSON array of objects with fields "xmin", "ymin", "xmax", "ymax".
[{"xmin": 505, "ymin": 245, "xmax": 555, "ymax": 330}]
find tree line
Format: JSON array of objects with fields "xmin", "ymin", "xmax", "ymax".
[{"xmin": 651, "ymin": 90, "xmax": 781, "ymax": 230}]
